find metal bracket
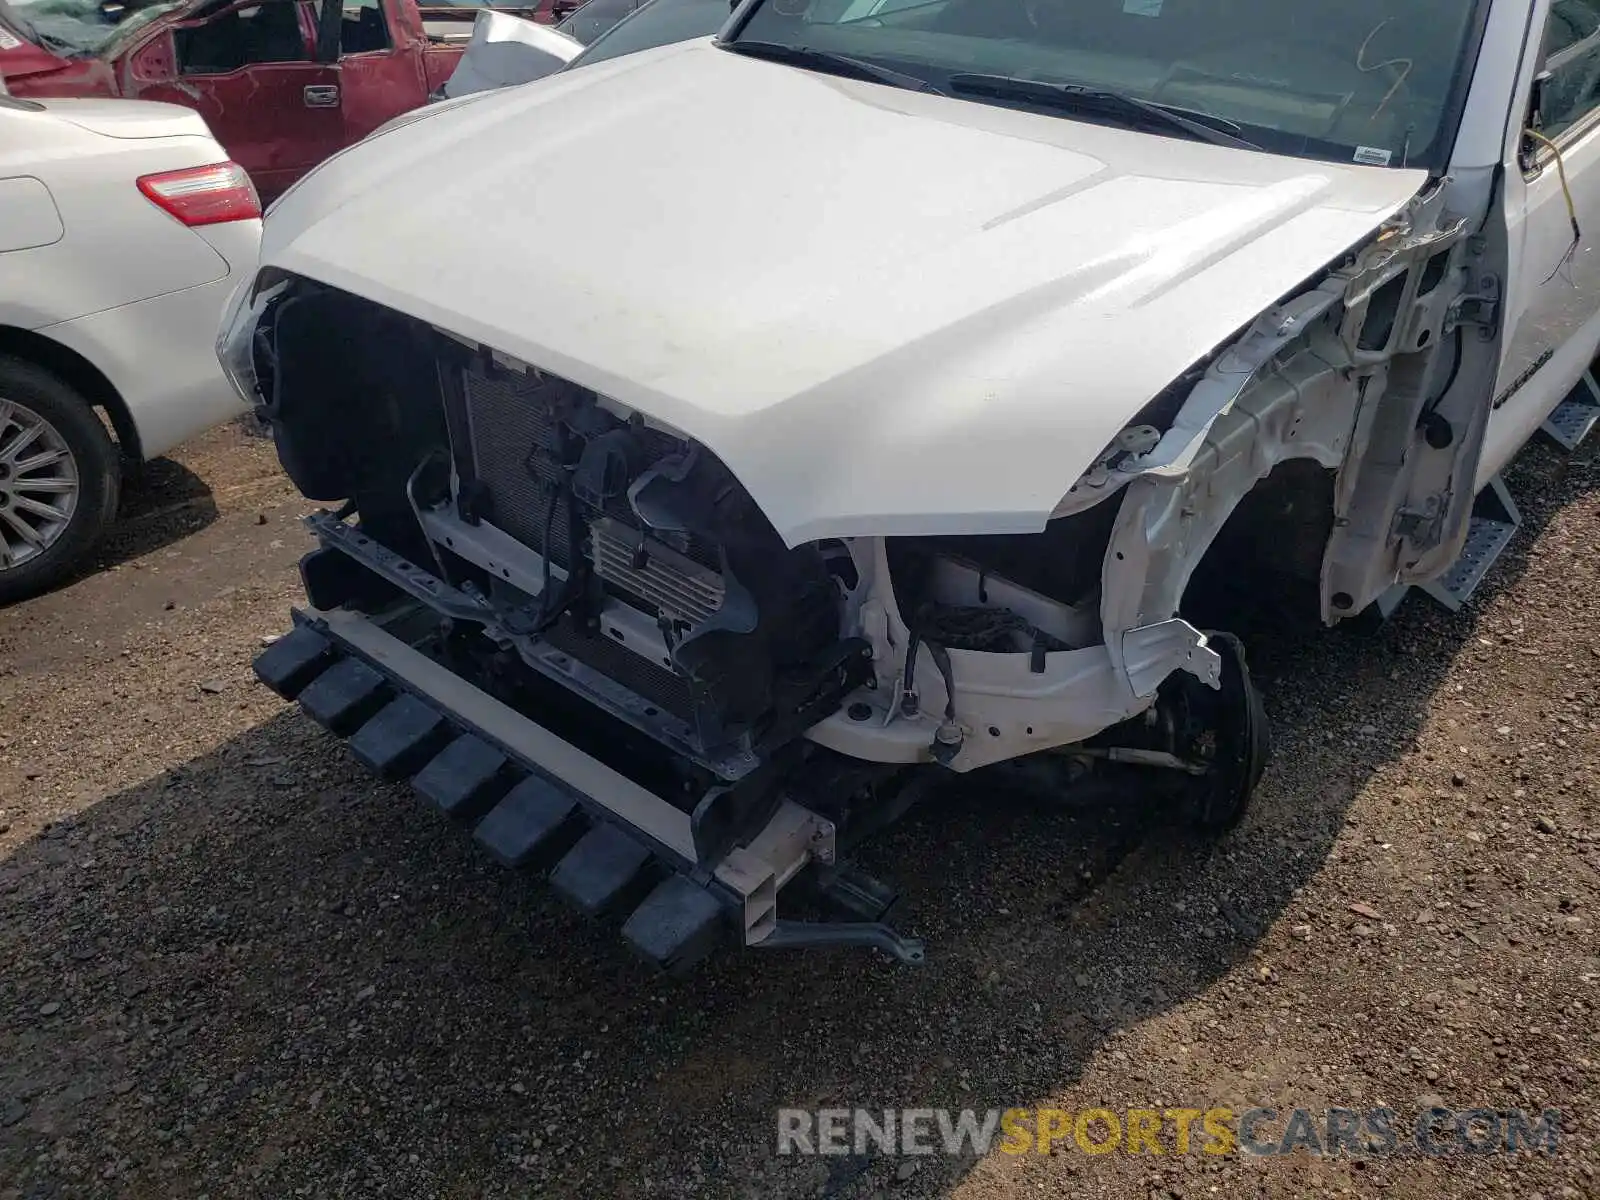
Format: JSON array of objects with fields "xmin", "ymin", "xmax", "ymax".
[
  {"xmin": 306, "ymin": 510, "xmax": 760, "ymax": 779},
  {"xmin": 1443, "ymin": 274, "xmax": 1500, "ymax": 341},
  {"xmin": 1119, "ymin": 617, "xmax": 1222, "ymax": 699},
  {"xmin": 750, "ymin": 919, "xmax": 926, "ymax": 964},
  {"xmin": 1076, "ymin": 746, "xmax": 1208, "ymax": 775},
  {"xmin": 309, "ymin": 511, "xmax": 492, "ymax": 624},
  {"xmin": 1391, "ymin": 493, "xmax": 1442, "ymax": 543},
  {"xmin": 715, "ymin": 848, "xmax": 780, "ymax": 947},
  {"xmin": 814, "ymin": 860, "xmax": 899, "ymax": 922},
  {"xmin": 711, "ymin": 799, "xmax": 837, "ymax": 946}
]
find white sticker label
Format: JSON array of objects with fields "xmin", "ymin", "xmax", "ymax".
[
  {"xmin": 0, "ymin": 30, "xmax": 22, "ymax": 50},
  {"xmin": 1123, "ymin": 0, "xmax": 1163, "ymax": 14},
  {"xmin": 1353, "ymin": 145, "xmax": 1393, "ymax": 166}
]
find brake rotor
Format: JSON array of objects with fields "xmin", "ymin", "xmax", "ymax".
[{"xmin": 1184, "ymin": 630, "xmax": 1270, "ymax": 833}]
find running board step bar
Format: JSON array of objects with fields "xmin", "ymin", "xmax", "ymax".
[
  {"xmin": 1419, "ymin": 474, "xmax": 1521, "ymax": 613},
  {"xmin": 1541, "ymin": 370, "xmax": 1600, "ymax": 451},
  {"xmin": 253, "ymin": 609, "xmax": 925, "ymax": 973}
]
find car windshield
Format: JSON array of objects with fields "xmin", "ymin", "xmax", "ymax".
[
  {"xmin": 728, "ymin": 0, "xmax": 1485, "ymax": 169},
  {"xmin": 555, "ymin": 0, "xmax": 639, "ymax": 44},
  {"xmin": 4, "ymin": 0, "xmax": 183, "ymax": 56},
  {"xmin": 567, "ymin": 0, "xmax": 726, "ymax": 65}
]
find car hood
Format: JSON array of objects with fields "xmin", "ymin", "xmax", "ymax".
[{"xmin": 261, "ymin": 40, "xmax": 1427, "ymax": 546}]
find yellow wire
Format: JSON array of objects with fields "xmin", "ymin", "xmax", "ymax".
[
  {"xmin": 1524, "ymin": 127, "xmax": 1582, "ymax": 284},
  {"xmin": 1356, "ymin": 18, "xmax": 1413, "ymax": 124}
]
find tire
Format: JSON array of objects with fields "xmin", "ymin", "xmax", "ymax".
[{"xmin": 0, "ymin": 356, "xmax": 122, "ymax": 605}]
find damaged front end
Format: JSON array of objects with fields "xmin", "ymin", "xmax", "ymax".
[
  {"xmin": 237, "ymin": 281, "xmax": 935, "ymax": 972},
  {"xmin": 232, "ymin": 176, "xmax": 1494, "ymax": 970}
]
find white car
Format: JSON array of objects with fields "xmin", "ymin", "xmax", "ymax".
[
  {"xmin": 0, "ymin": 93, "xmax": 260, "ymax": 602},
  {"xmin": 235, "ymin": 0, "xmax": 1600, "ymax": 971}
]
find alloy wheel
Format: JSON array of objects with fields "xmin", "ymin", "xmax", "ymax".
[{"xmin": 0, "ymin": 397, "xmax": 80, "ymax": 571}]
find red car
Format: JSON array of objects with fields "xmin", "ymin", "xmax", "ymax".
[{"xmin": 0, "ymin": 0, "xmax": 571, "ymax": 200}]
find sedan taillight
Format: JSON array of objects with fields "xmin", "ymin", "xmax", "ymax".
[{"xmin": 136, "ymin": 162, "xmax": 261, "ymax": 227}]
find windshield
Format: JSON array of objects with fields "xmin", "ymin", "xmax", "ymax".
[
  {"xmin": 568, "ymin": 0, "xmax": 725, "ymax": 65},
  {"xmin": 555, "ymin": 0, "xmax": 640, "ymax": 44},
  {"xmin": 728, "ymin": 0, "xmax": 1485, "ymax": 169},
  {"xmin": 4, "ymin": 0, "xmax": 182, "ymax": 56}
]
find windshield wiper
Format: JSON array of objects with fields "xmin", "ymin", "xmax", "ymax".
[
  {"xmin": 721, "ymin": 39, "xmax": 945, "ymax": 96},
  {"xmin": 947, "ymin": 73, "xmax": 1258, "ymax": 150},
  {"xmin": 33, "ymin": 28, "xmax": 77, "ymax": 53}
]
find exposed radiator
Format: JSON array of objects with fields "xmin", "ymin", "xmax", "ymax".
[
  {"xmin": 461, "ymin": 365, "xmax": 580, "ymax": 560},
  {"xmin": 457, "ymin": 363, "xmax": 728, "ymax": 722},
  {"xmin": 460, "ymin": 364, "xmax": 720, "ymax": 572}
]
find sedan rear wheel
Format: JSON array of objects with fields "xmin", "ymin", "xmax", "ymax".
[
  {"xmin": 0, "ymin": 399, "xmax": 79, "ymax": 563},
  {"xmin": 0, "ymin": 357, "xmax": 121, "ymax": 605}
]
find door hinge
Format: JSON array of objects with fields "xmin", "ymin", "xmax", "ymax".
[{"xmin": 1443, "ymin": 273, "xmax": 1500, "ymax": 341}]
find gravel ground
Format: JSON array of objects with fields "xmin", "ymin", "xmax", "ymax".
[{"xmin": 0, "ymin": 421, "xmax": 1596, "ymax": 1199}]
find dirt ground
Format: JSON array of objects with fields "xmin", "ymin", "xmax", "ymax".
[{"xmin": 0, "ymin": 421, "xmax": 1596, "ymax": 1199}]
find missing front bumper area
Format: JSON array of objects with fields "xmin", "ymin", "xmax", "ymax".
[{"xmin": 253, "ymin": 606, "xmax": 925, "ymax": 974}]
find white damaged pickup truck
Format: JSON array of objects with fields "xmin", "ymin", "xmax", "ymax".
[{"xmin": 226, "ymin": 0, "xmax": 1600, "ymax": 971}]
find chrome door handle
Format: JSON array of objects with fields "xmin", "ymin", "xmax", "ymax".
[{"xmin": 303, "ymin": 84, "xmax": 340, "ymax": 108}]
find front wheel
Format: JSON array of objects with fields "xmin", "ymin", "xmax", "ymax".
[
  {"xmin": 1071, "ymin": 630, "xmax": 1270, "ymax": 834},
  {"xmin": 0, "ymin": 357, "xmax": 122, "ymax": 605}
]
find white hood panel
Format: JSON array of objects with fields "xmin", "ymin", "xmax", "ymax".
[{"xmin": 262, "ymin": 41, "xmax": 1426, "ymax": 545}]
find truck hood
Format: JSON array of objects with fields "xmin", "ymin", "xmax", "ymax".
[
  {"xmin": 0, "ymin": 0, "xmax": 203, "ymax": 83},
  {"xmin": 0, "ymin": 7, "xmax": 70, "ymax": 78},
  {"xmin": 261, "ymin": 40, "xmax": 1427, "ymax": 545},
  {"xmin": 0, "ymin": 0, "xmax": 132, "ymax": 90}
]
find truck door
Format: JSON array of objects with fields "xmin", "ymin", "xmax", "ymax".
[
  {"xmin": 332, "ymin": 0, "xmax": 430, "ymax": 143},
  {"xmin": 1491, "ymin": 0, "xmax": 1600, "ymax": 445},
  {"xmin": 1369, "ymin": 0, "xmax": 1600, "ymax": 598},
  {"xmin": 127, "ymin": 0, "xmax": 344, "ymax": 202}
]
